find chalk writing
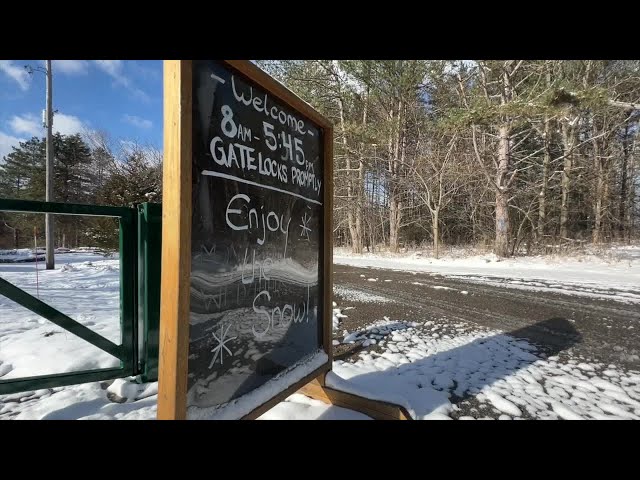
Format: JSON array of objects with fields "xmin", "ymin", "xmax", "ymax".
[
  {"xmin": 225, "ymin": 194, "xmax": 291, "ymax": 255},
  {"xmin": 189, "ymin": 60, "xmax": 324, "ymax": 410},
  {"xmin": 208, "ymin": 323, "xmax": 237, "ymax": 368},
  {"xmin": 208, "ymin": 101, "xmax": 321, "ymax": 198},
  {"xmin": 241, "ymin": 248, "xmax": 273, "ymax": 285},
  {"xmin": 251, "ymin": 285, "xmax": 311, "ymax": 339},
  {"xmin": 299, "ymin": 212, "xmax": 312, "ymax": 241},
  {"xmin": 231, "ymin": 75, "xmax": 307, "ymax": 135}
]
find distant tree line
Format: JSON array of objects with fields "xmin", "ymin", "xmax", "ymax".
[
  {"xmin": 2, "ymin": 60, "xmax": 638, "ymax": 257},
  {"xmin": 0, "ymin": 132, "xmax": 162, "ymax": 250},
  {"xmin": 258, "ymin": 60, "xmax": 640, "ymax": 257}
]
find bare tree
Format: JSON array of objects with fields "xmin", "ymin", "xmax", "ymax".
[{"xmin": 410, "ymin": 132, "xmax": 467, "ymax": 258}]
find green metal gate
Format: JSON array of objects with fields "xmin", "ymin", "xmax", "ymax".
[
  {"xmin": 0, "ymin": 199, "xmax": 161, "ymax": 395},
  {"xmin": 137, "ymin": 202, "xmax": 161, "ymax": 383}
]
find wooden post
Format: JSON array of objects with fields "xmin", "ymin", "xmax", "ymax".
[
  {"xmin": 319, "ymin": 124, "xmax": 334, "ymax": 387},
  {"xmin": 157, "ymin": 60, "xmax": 192, "ymax": 420}
]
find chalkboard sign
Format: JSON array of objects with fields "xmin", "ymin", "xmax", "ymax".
[{"xmin": 158, "ymin": 61, "xmax": 333, "ymax": 420}]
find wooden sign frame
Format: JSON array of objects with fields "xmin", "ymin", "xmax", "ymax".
[{"xmin": 158, "ymin": 60, "xmax": 333, "ymax": 420}]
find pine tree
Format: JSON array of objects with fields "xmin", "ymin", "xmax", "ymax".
[
  {"xmin": 0, "ymin": 137, "xmax": 46, "ymax": 248},
  {"xmin": 0, "ymin": 137, "xmax": 46, "ymax": 200}
]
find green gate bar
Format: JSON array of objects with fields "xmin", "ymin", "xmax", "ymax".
[
  {"xmin": 0, "ymin": 198, "xmax": 139, "ymax": 395},
  {"xmin": 0, "ymin": 277, "xmax": 121, "ymax": 357}
]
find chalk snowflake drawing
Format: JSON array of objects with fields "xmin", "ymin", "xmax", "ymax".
[
  {"xmin": 299, "ymin": 212, "xmax": 312, "ymax": 241},
  {"xmin": 208, "ymin": 323, "xmax": 237, "ymax": 368}
]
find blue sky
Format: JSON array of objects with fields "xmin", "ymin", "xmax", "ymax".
[{"xmin": 0, "ymin": 60, "xmax": 163, "ymax": 161}]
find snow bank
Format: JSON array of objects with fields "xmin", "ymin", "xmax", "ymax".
[
  {"xmin": 0, "ymin": 249, "xmax": 44, "ymax": 263},
  {"xmin": 334, "ymin": 246, "xmax": 640, "ymax": 304}
]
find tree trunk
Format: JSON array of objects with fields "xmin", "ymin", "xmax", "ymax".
[
  {"xmin": 604, "ymin": 167, "xmax": 611, "ymax": 242},
  {"xmin": 593, "ymin": 179, "xmax": 604, "ymax": 244},
  {"xmin": 560, "ymin": 119, "xmax": 575, "ymax": 240},
  {"xmin": 354, "ymin": 178, "xmax": 363, "ymax": 253},
  {"xmin": 354, "ymin": 87, "xmax": 368, "ymax": 254},
  {"xmin": 495, "ymin": 124, "xmax": 511, "ymax": 257},
  {"xmin": 13, "ymin": 227, "xmax": 19, "ymax": 249},
  {"xmin": 538, "ymin": 115, "xmax": 550, "ymax": 239},
  {"xmin": 592, "ymin": 124, "xmax": 604, "ymax": 244},
  {"xmin": 495, "ymin": 191, "xmax": 510, "ymax": 257},
  {"xmin": 388, "ymin": 101, "xmax": 403, "ymax": 253},
  {"xmin": 432, "ymin": 209, "xmax": 439, "ymax": 259},
  {"xmin": 619, "ymin": 122, "xmax": 630, "ymax": 238},
  {"xmin": 336, "ymin": 96, "xmax": 361, "ymax": 254},
  {"xmin": 389, "ymin": 197, "xmax": 400, "ymax": 253},
  {"xmin": 591, "ymin": 119, "xmax": 609, "ymax": 243},
  {"xmin": 626, "ymin": 138, "xmax": 636, "ymax": 243}
]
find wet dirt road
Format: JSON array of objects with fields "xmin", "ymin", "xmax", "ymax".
[{"xmin": 333, "ymin": 264, "xmax": 640, "ymax": 370}]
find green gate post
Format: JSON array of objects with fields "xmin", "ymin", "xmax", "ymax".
[
  {"xmin": 137, "ymin": 203, "xmax": 162, "ymax": 383},
  {"xmin": 119, "ymin": 209, "xmax": 138, "ymax": 376}
]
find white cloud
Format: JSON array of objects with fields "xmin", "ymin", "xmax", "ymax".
[
  {"xmin": 0, "ymin": 131, "xmax": 24, "ymax": 162},
  {"xmin": 51, "ymin": 60, "xmax": 89, "ymax": 75},
  {"xmin": 93, "ymin": 60, "xmax": 151, "ymax": 102},
  {"xmin": 94, "ymin": 60, "xmax": 125, "ymax": 82},
  {"xmin": 53, "ymin": 113, "xmax": 86, "ymax": 135},
  {"xmin": 130, "ymin": 87, "xmax": 151, "ymax": 103},
  {"xmin": 122, "ymin": 114, "xmax": 152, "ymax": 129},
  {"xmin": 1, "ymin": 111, "xmax": 87, "ymax": 163},
  {"xmin": 129, "ymin": 61, "xmax": 161, "ymax": 81},
  {"xmin": 9, "ymin": 114, "xmax": 41, "ymax": 137},
  {"xmin": 0, "ymin": 60, "xmax": 31, "ymax": 91},
  {"xmin": 8, "ymin": 112, "xmax": 86, "ymax": 139}
]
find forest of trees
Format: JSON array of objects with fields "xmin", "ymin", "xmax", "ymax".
[
  {"xmin": 259, "ymin": 60, "xmax": 640, "ymax": 257},
  {"xmin": 0, "ymin": 132, "xmax": 162, "ymax": 249},
  {"xmin": 1, "ymin": 60, "xmax": 639, "ymax": 257}
]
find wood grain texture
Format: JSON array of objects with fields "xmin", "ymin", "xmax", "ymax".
[{"xmin": 157, "ymin": 60, "xmax": 193, "ymax": 420}]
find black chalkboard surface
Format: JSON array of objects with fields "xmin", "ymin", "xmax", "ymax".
[{"xmin": 186, "ymin": 61, "xmax": 325, "ymax": 415}]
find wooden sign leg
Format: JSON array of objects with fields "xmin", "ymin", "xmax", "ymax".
[{"xmin": 297, "ymin": 376, "xmax": 412, "ymax": 420}]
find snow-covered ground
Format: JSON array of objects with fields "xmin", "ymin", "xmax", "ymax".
[
  {"xmin": 6, "ymin": 300, "xmax": 640, "ymax": 420},
  {"xmin": 333, "ymin": 285, "xmax": 391, "ymax": 304},
  {"xmin": 0, "ymin": 252, "xmax": 364, "ymax": 420},
  {"xmin": 257, "ymin": 393, "xmax": 371, "ymax": 420},
  {"xmin": 3, "ymin": 249, "xmax": 640, "ymax": 420},
  {"xmin": 329, "ymin": 312, "xmax": 640, "ymax": 420},
  {"xmin": 0, "ymin": 249, "xmax": 43, "ymax": 263},
  {"xmin": 0, "ymin": 252, "xmax": 122, "ymax": 379},
  {"xmin": 334, "ymin": 245, "xmax": 640, "ymax": 304},
  {"xmin": 0, "ymin": 381, "xmax": 369, "ymax": 420}
]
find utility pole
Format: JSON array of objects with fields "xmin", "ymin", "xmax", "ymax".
[
  {"xmin": 45, "ymin": 60, "xmax": 54, "ymax": 270},
  {"xmin": 26, "ymin": 61, "xmax": 55, "ymax": 269}
]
